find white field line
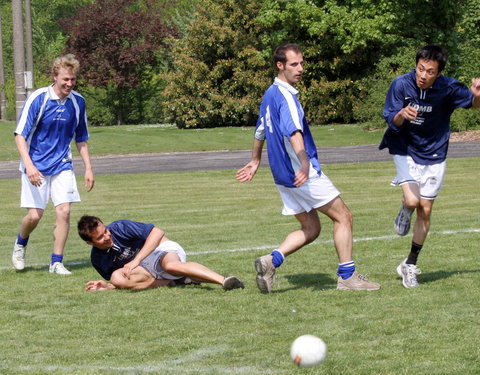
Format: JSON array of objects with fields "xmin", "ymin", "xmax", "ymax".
[
  {"xmin": 15, "ymin": 345, "xmax": 283, "ymax": 374},
  {"xmin": 1, "ymin": 228, "xmax": 479, "ymax": 271}
]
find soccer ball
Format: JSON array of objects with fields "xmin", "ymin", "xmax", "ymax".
[{"xmin": 290, "ymin": 334, "xmax": 327, "ymax": 368}]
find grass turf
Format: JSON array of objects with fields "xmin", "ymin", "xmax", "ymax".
[{"xmin": 0, "ymin": 158, "xmax": 479, "ymax": 374}]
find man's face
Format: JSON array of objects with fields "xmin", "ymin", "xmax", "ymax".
[
  {"xmin": 277, "ymin": 50, "xmax": 304, "ymax": 86},
  {"xmin": 415, "ymin": 58, "xmax": 440, "ymax": 89},
  {"xmin": 53, "ymin": 67, "xmax": 76, "ymax": 99},
  {"xmin": 87, "ymin": 222, "xmax": 114, "ymax": 250}
]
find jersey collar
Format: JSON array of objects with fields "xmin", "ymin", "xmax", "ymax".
[
  {"xmin": 48, "ymin": 85, "xmax": 73, "ymax": 103},
  {"xmin": 274, "ymin": 77, "xmax": 299, "ymax": 95}
]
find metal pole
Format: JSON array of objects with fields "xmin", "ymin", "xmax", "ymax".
[
  {"xmin": 12, "ymin": 0, "xmax": 26, "ymax": 120},
  {"xmin": 0, "ymin": 14, "xmax": 7, "ymax": 121},
  {"xmin": 24, "ymin": 0, "xmax": 35, "ymax": 95}
]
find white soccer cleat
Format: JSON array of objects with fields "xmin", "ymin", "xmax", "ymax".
[
  {"xmin": 12, "ymin": 242, "xmax": 27, "ymax": 271},
  {"xmin": 49, "ymin": 262, "xmax": 72, "ymax": 275}
]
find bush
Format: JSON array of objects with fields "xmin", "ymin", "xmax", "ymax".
[
  {"xmin": 353, "ymin": 46, "xmax": 416, "ymax": 130},
  {"xmin": 301, "ymin": 79, "xmax": 361, "ymax": 125}
]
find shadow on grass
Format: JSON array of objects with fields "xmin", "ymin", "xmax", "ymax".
[
  {"xmin": 18, "ymin": 259, "xmax": 92, "ymax": 273},
  {"xmin": 281, "ymin": 272, "xmax": 337, "ymax": 292},
  {"xmin": 418, "ymin": 269, "xmax": 480, "ymax": 284}
]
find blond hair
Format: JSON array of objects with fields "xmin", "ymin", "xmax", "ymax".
[{"xmin": 51, "ymin": 54, "xmax": 80, "ymax": 76}]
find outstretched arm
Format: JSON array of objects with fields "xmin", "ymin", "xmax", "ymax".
[{"xmin": 236, "ymin": 138, "xmax": 264, "ymax": 182}]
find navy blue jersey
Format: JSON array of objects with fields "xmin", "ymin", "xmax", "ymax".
[
  {"xmin": 91, "ymin": 220, "xmax": 154, "ymax": 280},
  {"xmin": 15, "ymin": 85, "xmax": 89, "ymax": 176},
  {"xmin": 255, "ymin": 78, "xmax": 321, "ymax": 187},
  {"xmin": 380, "ymin": 70, "xmax": 473, "ymax": 165}
]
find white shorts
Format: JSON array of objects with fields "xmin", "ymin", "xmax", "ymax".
[
  {"xmin": 21, "ymin": 169, "xmax": 81, "ymax": 209},
  {"xmin": 276, "ymin": 173, "xmax": 340, "ymax": 215},
  {"xmin": 140, "ymin": 240, "xmax": 187, "ymax": 280},
  {"xmin": 391, "ymin": 155, "xmax": 446, "ymax": 200}
]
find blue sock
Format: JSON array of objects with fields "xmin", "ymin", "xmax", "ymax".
[
  {"xmin": 17, "ymin": 233, "xmax": 29, "ymax": 246},
  {"xmin": 51, "ymin": 253, "xmax": 63, "ymax": 265},
  {"xmin": 271, "ymin": 250, "xmax": 285, "ymax": 268},
  {"xmin": 337, "ymin": 261, "xmax": 355, "ymax": 280}
]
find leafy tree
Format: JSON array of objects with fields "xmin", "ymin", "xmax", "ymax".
[
  {"xmin": 58, "ymin": 0, "xmax": 177, "ymax": 124},
  {"xmin": 163, "ymin": 0, "xmax": 271, "ymax": 128}
]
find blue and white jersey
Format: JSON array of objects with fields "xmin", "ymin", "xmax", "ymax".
[
  {"xmin": 255, "ymin": 78, "xmax": 321, "ymax": 188},
  {"xmin": 380, "ymin": 70, "xmax": 473, "ymax": 165},
  {"xmin": 91, "ymin": 220, "xmax": 155, "ymax": 280},
  {"xmin": 14, "ymin": 85, "xmax": 89, "ymax": 176}
]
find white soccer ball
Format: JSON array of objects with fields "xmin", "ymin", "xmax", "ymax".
[{"xmin": 290, "ymin": 334, "xmax": 327, "ymax": 368}]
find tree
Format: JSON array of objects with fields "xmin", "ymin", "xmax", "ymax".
[
  {"xmin": 59, "ymin": 0, "xmax": 177, "ymax": 125},
  {"xmin": 163, "ymin": 0, "xmax": 271, "ymax": 128}
]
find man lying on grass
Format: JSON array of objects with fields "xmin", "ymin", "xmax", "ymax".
[{"xmin": 77, "ymin": 215, "xmax": 244, "ymax": 291}]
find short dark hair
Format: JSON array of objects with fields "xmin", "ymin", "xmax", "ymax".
[
  {"xmin": 77, "ymin": 215, "xmax": 103, "ymax": 242},
  {"xmin": 273, "ymin": 43, "xmax": 302, "ymax": 66},
  {"xmin": 416, "ymin": 44, "xmax": 448, "ymax": 73}
]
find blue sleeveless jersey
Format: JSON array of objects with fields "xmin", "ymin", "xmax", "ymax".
[
  {"xmin": 380, "ymin": 70, "xmax": 473, "ymax": 165},
  {"xmin": 255, "ymin": 78, "xmax": 321, "ymax": 188},
  {"xmin": 15, "ymin": 85, "xmax": 89, "ymax": 175}
]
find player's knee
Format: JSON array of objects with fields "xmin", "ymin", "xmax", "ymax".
[
  {"xmin": 404, "ymin": 196, "xmax": 420, "ymax": 209},
  {"xmin": 26, "ymin": 209, "xmax": 43, "ymax": 224},
  {"xmin": 55, "ymin": 204, "xmax": 71, "ymax": 221},
  {"xmin": 110, "ymin": 271, "xmax": 129, "ymax": 289},
  {"xmin": 303, "ymin": 224, "xmax": 320, "ymax": 244},
  {"xmin": 162, "ymin": 261, "xmax": 183, "ymax": 276}
]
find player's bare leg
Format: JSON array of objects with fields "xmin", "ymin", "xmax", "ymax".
[
  {"xmin": 317, "ymin": 196, "xmax": 353, "ymax": 263},
  {"xmin": 48, "ymin": 203, "xmax": 72, "ymax": 274},
  {"xmin": 395, "ymin": 183, "xmax": 419, "ymax": 236},
  {"xmin": 412, "ymin": 198, "xmax": 434, "ymax": 245},
  {"xmin": 318, "ymin": 197, "xmax": 380, "ymax": 290},
  {"xmin": 20, "ymin": 208, "xmax": 44, "ymax": 238},
  {"xmin": 13, "ymin": 208, "xmax": 44, "ymax": 270},
  {"xmin": 278, "ymin": 210, "xmax": 321, "ymax": 256},
  {"xmin": 110, "ymin": 267, "xmax": 171, "ymax": 290},
  {"xmin": 53, "ymin": 203, "xmax": 71, "ymax": 256},
  {"xmin": 161, "ymin": 252, "xmax": 221, "ymax": 284}
]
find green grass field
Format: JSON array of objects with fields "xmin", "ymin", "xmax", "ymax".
[
  {"xmin": 0, "ymin": 121, "xmax": 383, "ymax": 161},
  {"xmin": 1, "ymin": 153, "xmax": 479, "ymax": 374}
]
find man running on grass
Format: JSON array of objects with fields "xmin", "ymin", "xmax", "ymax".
[
  {"xmin": 236, "ymin": 43, "xmax": 380, "ymax": 293},
  {"xmin": 380, "ymin": 44, "xmax": 480, "ymax": 288},
  {"xmin": 77, "ymin": 215, "xmax": 244, "ymax": 291}
]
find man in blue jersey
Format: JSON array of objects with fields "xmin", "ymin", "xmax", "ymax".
[
  {"xmin": 236, "ymin": 43, "xmax": 380, "ymax": 293},
  {"xmin": 380, "ymin": 44, "xmax": 480, "ymax": 288},
  {"xmin": 12, "ymin": 54, "xmax": 95, "ymax": 275},
  {"xmin": 77, "ymin": 215, "xmax": 244, "ymax": 291}
]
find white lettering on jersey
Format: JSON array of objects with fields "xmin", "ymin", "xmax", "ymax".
[{"xmin": 266, "ymin": 105, "xmax": 273, "ymax": 133}]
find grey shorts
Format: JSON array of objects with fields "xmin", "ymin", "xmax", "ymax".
[{"xmin": 140, "ymin": 240, "xmax": 186, "ymax": 280}]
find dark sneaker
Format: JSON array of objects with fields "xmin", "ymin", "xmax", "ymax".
[
  {"xmin": 170, "ymin": 277, "xmax": 201, "ymax": 287},
  {"xmin": 394, "ymin": 203, "xmax": 414, "ymax": 236},
  {"xmin": 254, "ymin": 255, "xmax": 275, "ymax": 294},
  {"xmin": 222, "ymin": 276, "xmax": 244, "ymax": 290},
  {"xmin": 12, "ymin": 242, "xmax": 26, "ymax": 270},
  {"xmin": 337, "ymin": 271, "xmax": 381, "ymax": 290},
  {"xmin": 396, "ymin": 258, "xmax": 421, "ymax": 288}
]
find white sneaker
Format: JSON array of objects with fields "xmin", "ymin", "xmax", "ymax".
[
  {"xmin": 394, "ymin": 203, "xmax": 414, "ymax": 236},
  {"xmin": 396, "ymin": 258, "xmax": 421, "ymax": 288},
  {"xmin": 12, "ymin": 242, "xmax": 26, "ymax": 270},
  {"xmin": 49, "ymin": 262, "xmax": 72, "ymax": 275}
]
